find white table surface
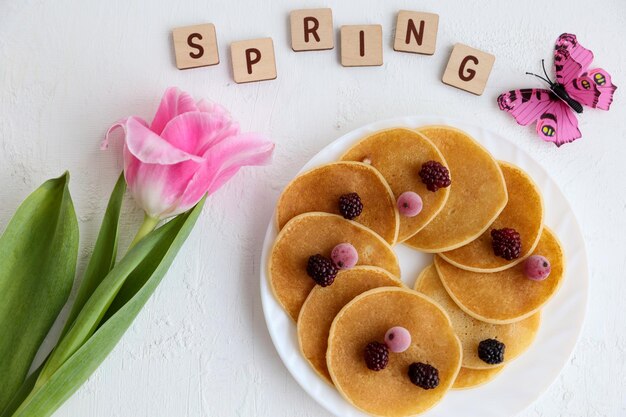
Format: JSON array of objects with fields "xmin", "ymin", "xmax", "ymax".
[{"xmin": 1, "ymin": 1, "xmax": 625, "ymax": 416}]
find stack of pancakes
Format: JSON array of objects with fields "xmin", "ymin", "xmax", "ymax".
[{"xmin": 269, "ymin": 126, "xmax": 565, "ymax": 416}]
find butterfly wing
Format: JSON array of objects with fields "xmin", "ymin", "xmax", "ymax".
[
  {"xmin": 556, "ymin": 32, "xmax": 618, "ymax": 110},
  {"xmin": 498, "ymin": 89, "xmax": 555, "ymax": 125},
  {"xmin": 567, "ymin": 75, "xmax": 602, "ymax": 108},
  {"xmin": 498, "ymin": 88, "xmax": 581, "ymax": 147},
  {"xmin": 535, "ymin": 100, "xmax": 581, "ymax": 147},
  {"xmin": 583, "ymin": 68, "xmax": 617, "ymax": 110},
  {"xmin": 554, "ymin": 33, "xmax": 594, "ymax": 85}
]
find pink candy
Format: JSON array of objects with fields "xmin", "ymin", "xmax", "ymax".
[
  {"xmin": 384, "ymin": 326, "xmax": 411, "ymax": 353},
  {"xmin": 331, "ymin": 243, "xmax": 358, "ymax": 269},
  {"xmin": 524, "ymin": 255, "xmax": 551, "ymax": 281},
  {"xmin": 397, "ymin": 192, "xmax": 423, "ymax": 217}
]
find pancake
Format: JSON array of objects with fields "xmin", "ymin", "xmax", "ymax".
[
  {"xmin": 276, "ymin": 162, "xmax": 399, "ymax": 244},
  {"xmin": 414, "ymin": 264, "xmax": 541, "ymax": 369},
  {"xmin": 404, "ymin": 126, "xmax": 508, "ymax": 252},
  {"xmin": 440, "ymin": 161, "xmax": 544, "ymax": 272},
  {"xmin": 269, "ymin": 213, "xmax": 400, "ymax": 321},
  {"xmin": 327, "ymin": 287, "xmax": 462, "ymax": 417},
  {"xmin": 435, "ymin": 227, "xmax": 565, "ymax": 324},
  {"xmin": 340, "ymin": 128, "xmax": 450, "ymax": 242},
  {"xmin": 453, "ymin": 366, "xmax": 504, "ymax": 390},
  {"xmin": 298, "ymin": 266, "xmax": 403, "ymax": 383}
]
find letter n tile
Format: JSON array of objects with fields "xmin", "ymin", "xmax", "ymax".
[{"xmin": 393, "ymin": 11, "xmax": 439, "ymax": 55}]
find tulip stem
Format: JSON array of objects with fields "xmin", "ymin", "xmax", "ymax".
[{"xmin": 128, "ymin": 215, "xmax": 159, "ymax": 249}]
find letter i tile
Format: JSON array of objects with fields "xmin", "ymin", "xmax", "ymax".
[{"xmin": 340, "ymin": 25, "xmax": 383, "ymax": 67}]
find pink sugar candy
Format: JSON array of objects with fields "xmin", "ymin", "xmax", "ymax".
[
  {"xmin": 384, "ymin": 326, "xmax": 411, "ymax": 353},
  {"xmin": 524, "ymin": 255, "xmax": 551, "ymax": 281},
  {"xmin": 397, "ymin": 192, "xmax": 423, "ymax": 217},
  {"xmin": 331, "ymin": 243, "xmax": 358, "ymax": 269}
]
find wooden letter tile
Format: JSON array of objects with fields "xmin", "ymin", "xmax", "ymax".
[
  {"xmin": 172, "ymin": 23, "xmax": 219, "ymax": 70},
  {"xmin": 340, "ymin": 25, "xmax": 383, "ymax": 67},
  {"xmin": 290, "ymin": 8, "xmax": 334, "ymax": 51},
  {"xmin": 230, "ymin": 38, "xmax": 277, "ymax": 83},
  {"xmin": 393, "ymin": 11, "xmax": 439, "ymax": 55},
  {"xmin": 442, "ymin": 43, "xmax": 495, "ymax": 95}
]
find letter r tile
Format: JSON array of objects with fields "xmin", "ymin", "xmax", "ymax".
[
  {"xmin": 230, "ymin": 38, "xmax": 277, "ymax": 84},
  {"xmin": 442, "ymin": 43, "xmax": 495, "ymax": 95},
  {"xmin": 290, "ymin": 8, "xmax": 334, "ymax": 51},
  {"xmin": 172, "ymin": 23, "xmax": 219, "ymax": 69}
]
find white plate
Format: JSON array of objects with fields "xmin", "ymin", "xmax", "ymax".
[{"xmin": 259, "ymin": 116, "xmax": 588, "ymax": 417}]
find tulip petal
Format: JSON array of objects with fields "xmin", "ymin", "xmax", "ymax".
[
  {"xmin": 177, "ymin": 133, "xmax": 274, "ymax": 210},
  {"xmin": 205, "ymin": 133, "xmax": 274, "ymax": 195},
  {"xmin": 123, "ymin": 145, "xmax": 202, "ymax": 219},
  {"xmin": 101, "ymin": 117, "xmax": 144, "ymax": 151},
  {"xmin": 107, "ymin": 116, "xmax": 203, "ymax": 165},
  {"xmin": 103, "ymin": 87, "xmax": 275, "ymax": 220},
  {"xmin": 196, "ymin": 99, "xmax": 231, "ymax": 120},
  {"xmin": 160, "ymin": 112, "xmax": 240, "ymax": 155},
  {"xmin": 150, "ymin": 87, "xmax": 198, "ymax": 135}
]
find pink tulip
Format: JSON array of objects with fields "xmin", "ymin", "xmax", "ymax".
[{"xmin": 102, "ymin": 87, "xmax": 274, "ymax": 221}]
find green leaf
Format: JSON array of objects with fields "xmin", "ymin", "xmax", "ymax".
[
  {"xmin": 0, "ymin": 363, "xmax": 45, "ymax": 417},
  {"xmin": 12, "ymin": 198, "xmax": 204, "ymax": 417},
  {"xmin": 61, "ymin": 173, "xmax": 126, "ymax": 337},
  {"xmin": 35, "ymin": 214, "xmax": 171, "ymax": 385},
  {"xmin": 0, "ymin": 173, "xmax": 78, "ymax": 413}
]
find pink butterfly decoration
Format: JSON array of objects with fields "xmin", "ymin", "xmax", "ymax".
[{"xmin": 498, "ymin": 33, "xmax": 617, "ymax": 147}]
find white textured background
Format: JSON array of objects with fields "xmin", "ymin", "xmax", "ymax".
[{"xmin": 1, "ymin": 1, "xmax": 625, "ymax": 416}]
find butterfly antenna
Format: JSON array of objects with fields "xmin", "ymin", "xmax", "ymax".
[
  {"xmin": 540, "ymin": 59, "xmax": 554, "ymax": 84},
  {"xmin": 525, "ymin": 72, "xmax": 551, "ymax": 85}
]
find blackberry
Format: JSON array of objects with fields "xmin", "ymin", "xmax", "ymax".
[
  {"xmin": 408, "ymin": 362, "xmax": 439, "ymax": 390},
  {"xmin": 478, "ymin": 339, "xmax": 505, "ymax": 364},
  {"xmin": 419, "ymin": 161, "xmax": 451, "ymax": 192},
  {"xmin": 338, "ymin": 193, "xmax": 363, "ymax": 220},
  {"xmin": 306, "ymin": 254, "xmax": 338, "ymax": 287},
  {"xmin": 363, "ymin": 341, "xmax": 389, "ymax": 371},
  {"xmin": 491, "ymin": 228, "xmax": 522, "ymax": 260}
]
